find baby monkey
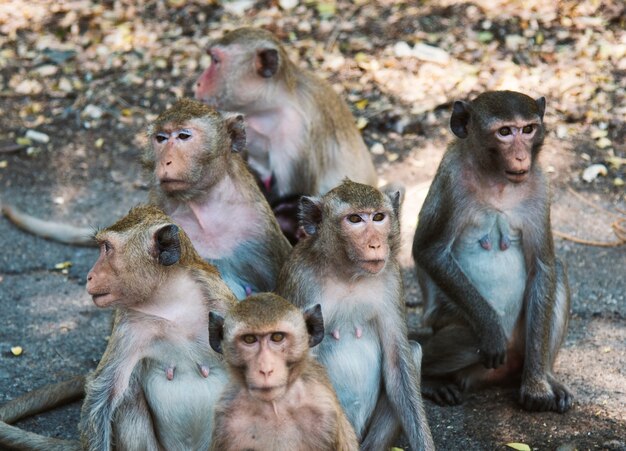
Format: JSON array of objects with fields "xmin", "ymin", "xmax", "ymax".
[{"xmin": 209, "ymin": 293, "xmax": 358, "ymax": 451}]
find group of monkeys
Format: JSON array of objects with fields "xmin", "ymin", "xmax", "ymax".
[{"xmin": 0, "ymin": 27, "xmax": 572, "ymax": 451}]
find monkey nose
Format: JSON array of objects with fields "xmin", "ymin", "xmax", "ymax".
[
  {"xmin": 260, "ymin": 369, "xmax": 274, "ymax": 378},
  {"xmin": 368, "ymin": 243, "xmax": 381, "ymax": 249},
  {"xmin": 165, "ymin": 160, "xmax": 172, "ymax": 166}
]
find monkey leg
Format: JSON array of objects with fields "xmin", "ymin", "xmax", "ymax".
[
  {"xmin": 360, "ymin": 392, "xmax": 401, "ymax": 451},
  {"xmin": 113, "ymin": 388, "xmax": 162, "ymax": 451},
  {"xmin": 0, "ymin": 375, "xmax": 85, "ymax": 424},
  {"xmin": 420, "ymin": 323, "xmax": 483, "ymax": 405},
  {"xmin": 519, "ymin": 259, "xmax": 573, "ymax": 413}
]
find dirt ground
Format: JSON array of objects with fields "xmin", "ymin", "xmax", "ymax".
[{"xmin": 0, "ymin": 1, "xmax": 625, "ymax": 450}]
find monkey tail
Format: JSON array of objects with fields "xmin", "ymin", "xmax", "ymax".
[
  {"xmin": 0, "ymin": 420, "xmax": 81, "ymax": 451},
  {"xmin": 2, "ymin": 204, "xmax": 97, "ymax": 246},
  {"xmin": 0, "ymin": 376, "xmax": 86, "ymax": 424}
]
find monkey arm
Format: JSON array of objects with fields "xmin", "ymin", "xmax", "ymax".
[
  {"xmin": 413, "ymin": 171, "xmax": 508, "ymax": 368},
  {"xmin": 374, "ymin": 276, "xmax": 434, "ymax": 451},
  {"xmin": 518, "ymin": 202, "xmax": 571, "ymax": 411},
  {"xmin": 79, "ymin": 327, "xmax": 146, "ymax": 451}
]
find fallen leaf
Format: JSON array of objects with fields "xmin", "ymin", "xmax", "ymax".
[
  {"xmin": 582, "ymin": 164, "xmax": 608, "ymax": 183},
  {"xmin": 54, "ymin": 261, "xmax": 73, "ymax": 270},
  {"xmin": 0, "ymin": 160, "xmax": 7, "ymax": 168},
  {"xmin": 506, "ymin": 443, "xmax": 531, "ymax": 451},
  {"xmin": 11, "ymin": 346, "xmax": 23, "ymax": 356}
]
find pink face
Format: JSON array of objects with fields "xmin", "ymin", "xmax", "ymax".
[
  {"xmin": 151, "ymin": 125, "xmax": 201, "ymax": 194},
  {"xmin": 236, "ymin": 327, "xmax": 293, "ymax": 401},
  {"xmin": 194, "ymin": 47, "xmax": 226, "ymax": 106},
  {"xmin": 493, "ymin": 122, "xmax": 538, "ymax": 183},
  {"xmin": 86, "ymin": 238, "xmax": 124, "ymax": 308},
  {"xmin": 341, "ymin": 210, "xmax": 391, "ymax": 274}
]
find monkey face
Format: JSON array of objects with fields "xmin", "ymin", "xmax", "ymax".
[
  {"xmin": 489, "ymin": 121, "xmax": 539, "ymax": 183},
  {"xmin": 234, "ymin": 328, "xmax": 295, "ymax": 402},
  {"xmin": 340, "ymin": 210, "xmax": 391, "ymax": 275},
  {"xmin": 87, "ymin": 236, "xmax": 125, "ymax": 307}
]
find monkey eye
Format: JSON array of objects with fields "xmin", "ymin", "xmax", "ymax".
[
  {"xmin": 347, "ymin": 214, "xmax": 362, "ymax": 223},
  {"xmin": 177, "ymin": 129, "xmax": 192, "ymax": 141},
  {"xmin": 372, "ymin": 213, "xmax": 385, "ymax": 222},
  {"xmin": 522, "ymin": 124, "xmax": 535, "ymax": 134},
  {"xmin": 101, "ymin": 241, "xmax": 113, "ymax": 254},
  {"xmin": 155, "ymin": 133, "xmax": 168, "ymax": 143},
  {"xmin": 270, "ymin": 332, "xmax": 285, "ymax": 342},
  {"xmin": 242, "ymin": 334, "xmax": 257, "ymax": 344},
  {"xmin": 498, "ymin": 127, "xmax": 512, "ymax": 136}
]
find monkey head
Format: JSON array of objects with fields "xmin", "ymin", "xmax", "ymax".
[
  {"xmin": 87, "ymin": 205, "xmax": 195, "ymax": 308},
  {"xmin": 209, "ymin": 293, "xmax": 323, "ymax": 402},
  {"xmin": 299, "ymin": 179, "xmax": 402, "ymax": 277},
  {"xmin": 194, "ymin": 27, "xmax": 292, "ymax": 112},
  {"xmin": 143, "ymin": 99, "xmax": 246, "ymax": 201},
  {"xmin": 450, "ymin": 90, "xmax": 546, "ymax": 184}
]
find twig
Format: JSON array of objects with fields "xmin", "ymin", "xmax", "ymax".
[{"xmin": 554, "ymin": 187, "xmax": 626, "ymax": 247}]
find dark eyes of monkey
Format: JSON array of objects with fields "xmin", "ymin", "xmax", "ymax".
[
  {"xmin": 498, "ymin": 125, "xmax": 535, "ymax": 136},
  {"xmin": 241, "ymin": 333, "xmax": 285, "ymax": 344},
  {"xmin": 347, "ymin": 213, "xmax": 386, "ymax": 224}
]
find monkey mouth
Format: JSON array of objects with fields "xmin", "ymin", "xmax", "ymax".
[
  {"xmin": 505, "ymin": 170, "xmax": 529, "ymax": 183},
  {"xmin": 90, "ymin": 292, "xmax": 113, "ymax": 307},
  {"xmin": 160, "ymin": 178, "xmax": 189, "ymax": 191},
  {"xmin": 360, "ymin": 259, "xmax": 386, "ymax": 274},
  {"xmin": 248, "ymin": 384, "xmax": 287, "ymax": 401}
]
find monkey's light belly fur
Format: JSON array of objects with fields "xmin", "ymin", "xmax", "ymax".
[
  {"xmin": 315, "ymin": 322, "xmax": 381, "ymax": 438},
  {"xmin": 142, "ymin": 351, "xmax": 228, "ymax": 449},
  {"xmin": 452, "ymin": 212, "xmax": 526, "ymax": 336}
]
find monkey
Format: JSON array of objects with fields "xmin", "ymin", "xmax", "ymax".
[
  {"xmin": 2, "ymin": 99, "xmax": 291, "ymax": 299},
  {"xmin": 194, "ymin": 27, "xmax": 379, "ymax": 238},
  {"xmin": 276, "ymin": 179, "xmax": 434, "ymax": 451},
  {"xmin": 208, "ymin": 292, "xmax": 359, "ymax": 451},
  {"xmin": 142, "ymin": 98, "xmax": 292, "ymax": 298},
  {"xmin": 0, "ymin": 205, "xmax": 238, "ymax": 450},
  {"xmin": 0, "ymin": 100, "xmax": 292, "ymax": 430},
  {"xmin": 412, "ymin": 90, "xmax": 572, "ymax": 413}
]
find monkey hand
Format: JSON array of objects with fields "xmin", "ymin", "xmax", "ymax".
[
  {"xmin": 477, "ymin": 324, "xmax": 507, "ymax": 369},
  {"xmin": 519, "ymin": 374, "xmax": 572, "ymax": 413}
]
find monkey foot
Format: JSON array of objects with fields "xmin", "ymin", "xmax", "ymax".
[
  {"xmin": 165, "ymin": 366, "xmax": 175, "ymax": 381},
  {"xmin": 331, "ymin": 329, "xmax": 340, "ymax": 340},
  {"xmin": 500, "ymin": 236, "xmax": 511, "ymax": 251},
  {"xmin": 519, "ymin": 376, "xmax": 572, "ymax": 413},
  {"xmin": 355, "ymin": 327, "xmax": 362, "ymax": 339},
  {"xmin": 422, "ymin": 380, "xmax": 464, "ymax": 406},
  {"xmin": 198, "ymin": 364, "xmax": 210, "ymax": 378}
]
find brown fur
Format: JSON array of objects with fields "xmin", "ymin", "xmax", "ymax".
[
  {"xmin": 194, "ymin": 27, "xmax": 378, "ymax": 199},
  {"xmin": 413, "ymin": 91, "xmax": 572, "ymax": 413},
  {"xmin": 277, "ymin": 180, "xmax": 434, "ymax": 450},
  {"xmin": 209, "ymin": 293, "xmax": 358, "ymax": 451},
  {"xmin": 0, "ymin": 205, "xmax": 237, "ymax": 450}
]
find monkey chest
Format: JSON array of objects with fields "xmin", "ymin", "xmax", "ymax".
[
  {"xmin": 141, "ymin": 353, "xmax": 228, "ymax": 449},
  {"xmin": 452, "ymin": 212, "xmax": 526, "ymax": 331},
  {"xmin": 315, "ymin": 323, "xmax": 381, "ymax": 437},
  {"xmin": 225, "ymin": 400, "xmax": 335, "ymax": 451}
]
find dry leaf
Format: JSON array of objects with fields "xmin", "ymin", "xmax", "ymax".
[{"xmin": 506, "ymin": 443, "xmax": 531, "ymax": 451}]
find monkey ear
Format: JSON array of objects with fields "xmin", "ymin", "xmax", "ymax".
[
  {"xmin": 380, "ymin": 182, "xmax": 404, "ymax": 217},
  {"xmin": 224, "ymin": 114, "xmax": 247, "ymax": 153},
  {"xmin": 450, "ymin": 100, "xmax": 471, "ymax": 139},
  {"xmin": 303, "ymin": 304, "xmax": 324, "ymax": 348},
  {"xmin": 299, "ymin": 196, "xmax": 323, "ymax": 236},
  {"xmin": 208, "ymin": 312, "xmax": 225, "ymax": 354},
  {"xmin": 155, "ymin": 224, "xmax": 181, "ymax": 266},
  {"xmin": 255, "ymin": 48, "xmax": 279, "ymax": 78},
  {"xmin": 535, "ymin": 96, "xmax": 546, "ymax": 119}
]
